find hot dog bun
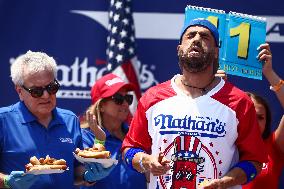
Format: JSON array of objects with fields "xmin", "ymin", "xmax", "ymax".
[
  {"xmin": 25, "ymin": 155, "xmax": 67, "ymax": 172},
  {"xmin": 30, "ymin": 156, "xmax": 41, "ymax": 165},
  {"xmin": 75, "ymin": 144, "xmax": 110, "ymax": 159},
  {"xmin": 26, "ymin": 164, "xmax": 68, "ymax": 171},
  {"xmin": 77, "ymin": 150, "xmax": 110, "ymax": 159}
]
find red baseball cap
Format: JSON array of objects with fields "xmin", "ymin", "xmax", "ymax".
[{"xmin": 90, "ymin": 73, "xmax": 135, "ymax": 104}]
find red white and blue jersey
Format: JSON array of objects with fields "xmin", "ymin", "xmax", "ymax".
[{"xmin": 122, "ymin": 75, "xmax": 267, "ymax": 189}]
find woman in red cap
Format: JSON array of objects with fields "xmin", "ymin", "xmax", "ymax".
[{"xmin": 80, "ymin": 73, "xmax": 147, "ymax": 189}]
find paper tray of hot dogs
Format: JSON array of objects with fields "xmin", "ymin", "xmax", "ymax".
[
  {"xmin": 73, "ymin": 152, "xmax": 118, "ymax": 168},
  {"xmin": 26, "ymin": 168, "xmax": 68, "ymax": 175},
  {"xmin": 25, "ymin": 155, "xmax": 69, "ymax": 175}
]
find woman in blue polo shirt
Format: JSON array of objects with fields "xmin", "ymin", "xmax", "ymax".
[{"xmin": 80, "ymin": 73, "xmax": 147, "ymax": 189}]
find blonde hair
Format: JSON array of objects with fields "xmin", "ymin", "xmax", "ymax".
[{"xmin": 80, "ymin": 98, "xmax": 104, "ymax": 128}]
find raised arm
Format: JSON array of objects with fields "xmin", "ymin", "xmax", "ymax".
[
  {"xmin": 258, "ymin": 43, "xmax": 284, "ymax": 153},
  {"xmin": 258, "ymin": 43, "xmax": 284, "ymax": 107}
]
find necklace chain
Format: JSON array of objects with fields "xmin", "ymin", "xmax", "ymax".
[{"xmin": 181, "ymin": 77, "xmax": 216, "ymax": 93}]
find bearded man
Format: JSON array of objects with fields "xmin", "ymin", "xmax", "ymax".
[{"xmin": 121, "ymin": 18, "xmax": 267, "ymax": 189}]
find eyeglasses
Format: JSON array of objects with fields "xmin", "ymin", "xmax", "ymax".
[
  {"xmin": 111, "ymin": 93, "xmax": 133, "ymax": 105},
  {"xmin": 22, "ymin": 80, "xmax": 60, "ymax": 98}
]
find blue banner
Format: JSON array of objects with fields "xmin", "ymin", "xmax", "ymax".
[{"xmin": 0, "ymin": 1, "xmax": 284, "ymax": 186}]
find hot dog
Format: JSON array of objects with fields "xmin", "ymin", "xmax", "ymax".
[
  {"xmin": 26, "ymin": 164, "xmax": 68, "ymax": 171},
  {"xmin": 25, "ymin": 155, "xmax": 67, "ymax": 172},
  {"xmin": 75, "ymin": 144, "xmax": 111, "ymax": 159},
  {"xmin": 77, "ymin": 150, "xmax": 110, "ymax": 159},
  {"xmin": 30, "ymin": 156, "xmax": 41, "ymax": 165}
]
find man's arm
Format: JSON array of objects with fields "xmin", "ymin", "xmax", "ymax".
[
  {"xmin": 201, "ymin": 161, "xmax": 262, "ymax": 189},
  {"xmin": 123, "ymin": 148, "xmax": 170, "ymax": 176}
]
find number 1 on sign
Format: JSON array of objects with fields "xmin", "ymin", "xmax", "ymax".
[{"xmin": 230, "ymin": 22, "xmax": 251, "ymax": 59}]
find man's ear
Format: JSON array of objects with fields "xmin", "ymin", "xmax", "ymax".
[
  {"xmin": 177, "ymin": 45, "xmax": 181, "ymax": 53},
  {"xmin": 15, "ymin": 85, "xmax": 21, "ymax": 94},
  {"xmin": 15, "ymin": 85, "xmax": 24, "ymax": 101}
]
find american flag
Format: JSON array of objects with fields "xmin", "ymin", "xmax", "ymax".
[{"xmin": 106, "ymin": 0, "xmax": 141, "ymax": 114}]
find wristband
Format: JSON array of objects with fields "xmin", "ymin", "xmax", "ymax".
[
  {"xmin": 94, "ymin": 138, "xmax": 105, "ymax": 145},
  {"xmin": 3, "ymin": 176, "xmax": 10, "ymax": 188},
  {"xmin": 270, "ymin": 79, "xmax": 284, "ymax": 92},
  {"xmin": 233, "ymin": 161, "xmax": 257, "ymax": 184},
  {"xmin": 124, "ymin": 148, "xmax": 145, "ymax": 171}
]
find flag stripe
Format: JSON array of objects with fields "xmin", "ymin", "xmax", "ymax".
[
  {"xmin": 106, "ymin": 0, "xmax": 142, "ymax": 114},
  {"xmin": 121, "ymin": 59, "xmax": 141, "ymax": 99}
]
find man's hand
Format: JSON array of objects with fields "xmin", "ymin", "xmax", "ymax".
[
  {"xmin": 198, "ymin": 178, "xmax": 226, "ymax": 189},
  {"xmin": 5, "ymin": 171, "xmax": 38, "ymax": 189},
  {"xmin": 139, "ymin": 152, "xmax": 171, "ymax": 176}
]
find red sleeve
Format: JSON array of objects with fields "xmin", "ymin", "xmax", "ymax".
[
  {"xmin": 236, "ymin": 98, "xmax": 268, "ymax": 163},
  {"xmin": 121, "ymin": 98, "xmax": 152, "ymax": 153},
  {"xmin": 269, "ymin": 132, "xmax": 284, "ymax": 162}
]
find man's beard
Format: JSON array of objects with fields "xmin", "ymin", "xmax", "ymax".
[{"xmin": 178, "ymin": 46, "xmax": 216, "ymax": 73}]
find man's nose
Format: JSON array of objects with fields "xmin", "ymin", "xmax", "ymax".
[
  {"xmin": 193, "ymin": 33, "xmax": 202, "ymax": 41},
  {"xmin": 42, "ymin": 89, "xmax": 51, "ymax": 98},
  {"xmin": 192, "ymin": 34, "xmax": 202, "ymax": 46}
]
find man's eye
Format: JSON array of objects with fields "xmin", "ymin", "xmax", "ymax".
[{"xmin": 188, "ymin": 34, "xmax": 195, "ymax": 38}]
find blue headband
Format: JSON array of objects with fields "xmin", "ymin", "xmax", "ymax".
[{"xmin": 180, "ymin": 18, "xmax": 219, "ymax": 47}]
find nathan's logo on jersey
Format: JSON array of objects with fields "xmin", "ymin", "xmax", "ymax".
[
  {"xmin": 171, "ymin": 136, "xmax": 205, "ymax": 189},
  {"xmin": 154, "ymin": 114, "xmax": 226, "ymax": 138},
  {"xmin": 158, "ymin": 135, "xmax": 219, "ymax": 189}
]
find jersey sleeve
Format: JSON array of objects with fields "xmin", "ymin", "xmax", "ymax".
[
  {"xmin": 236, "ymin": 99, "xmax": 268, "ymax": 163},
  {"xmin": 121, "ymin": 98, "xmax": 152, "ymax": 153},
  {"xmin": 269, "ymin": 132, "xmax": 284, "ymax": 163}
]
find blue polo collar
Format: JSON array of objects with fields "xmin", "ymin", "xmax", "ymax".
[{"xmin": 15, "ymin": 101, "xmax": 65, "ymax": 126}]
